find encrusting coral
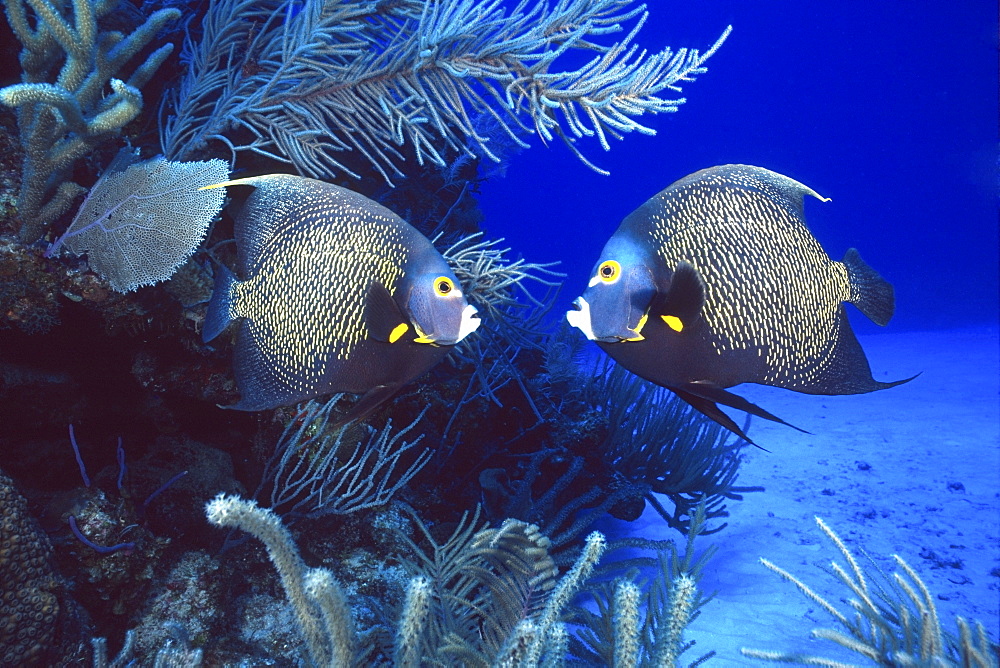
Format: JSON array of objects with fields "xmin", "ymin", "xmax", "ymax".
[{"xmin": 0, "ymin": 468, "xmax": 88, "ymax": 666}]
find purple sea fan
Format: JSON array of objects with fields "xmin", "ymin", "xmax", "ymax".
[{"xmin": 46, "ymin": 154, "xmax": 230, "ymax": 293}]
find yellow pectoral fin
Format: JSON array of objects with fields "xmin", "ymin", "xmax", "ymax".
[
  {"xmin": 662, "ymin": 314, "xmax": 684, "ymax": 332},
  {"xmin": 388, "ymin": 322, "xmax": 410, "ymax": 343}
]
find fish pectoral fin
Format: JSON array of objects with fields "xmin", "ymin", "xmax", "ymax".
[
  {"xmin": 331, "ymin": 384, "xmax": 402, "ymax": 429},
  {"xmin": 366, "ymin": 282, "xmax": 410, "ymax": 343},
  {"xmin": 652, "ymin": 261, "xmax": 705, "ymax": 332},
  {"xmin": 685, "ymin": 380, "xmax": 811, "ymax": 436}
]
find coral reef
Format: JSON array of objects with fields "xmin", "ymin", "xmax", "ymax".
[
  {"xmin": 203, "ymin": 492, "xmax": 714, "ymax": 665},
  {"xmin": 0, "ymin": 2, "xmax": 762, "ymax": 664},
  {"xmin": 0, "ymin": 469, "xmax": 88, "ymax": 665},
  {"xmin": 130, "ymin": 551, "xmax": 222, "ymax": 660}
]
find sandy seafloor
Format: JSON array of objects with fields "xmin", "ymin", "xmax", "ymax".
[{"xmin": 599, "ymin": 327, "xmax": 999, "ymax": 665}]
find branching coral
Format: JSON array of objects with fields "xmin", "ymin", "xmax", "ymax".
[
  {"xmin": 162, "ymin": 0, "xmax": 729, "ymax": 183},
  {"xmin": 253, "ymin": 395, "xmax": 432, "ymax": 523},
  {"xmin": 587, "ymin": 360, "xmax": 761, "ymax": 534},
  {"xmin": 741, "ymin": 517, "xmax": 999, "ymax": 667},
  {"xmin": 443, "ymin": 232, "xmax": 564, "ymax": 351},
  {"xmin": 570, "ymin": 500, "xmax": 718, "ymax": 666},
  {"xmin": 439, "ymin": 232, "xmax": 564, "ymax": 432},
  {"xmin": 0, "ymin": 0, "xmax": 180, "ymax": 242}
]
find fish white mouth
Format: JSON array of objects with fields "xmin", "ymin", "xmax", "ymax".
[
  {"xmin": 456, "ymin": 304, "xmax": 480, "ymax": 342},
  {"xmin": 566, "ymin": 297, "xmax": 597, "ymax": 341}
]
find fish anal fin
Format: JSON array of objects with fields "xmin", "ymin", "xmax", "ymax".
[
  {"xmin": 786, "ymin": 311, "xmax": 914, "ymax": 395},
  {"xmin": 652, "ymin": 261, "xmax": 705, "ymax": 332},
  {"xmin": 331, "ymin": 384, "xmax": 401, "ymax": 429},
  {"xmin": 686, "ymin": 380, "xmax": 810, "ymax": 435},
  {"xmin": 366, "ymin": 282, "xmax": 409, "ymax": 342},
  {"xmin": 227, "ymin": 319, "xmax": 300, "ymax": 411},
  {"xmin": 670, "ymin": 385, "xmax": 762, "ymax": 448},
  {"xmin": 843, "ymin": 248, "xmax": 894, "ymax": 326}
]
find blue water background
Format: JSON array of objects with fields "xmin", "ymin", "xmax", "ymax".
[
  {"xmin": 476, "ymin": 5, "xmax": 999, "ymax": 657},
  {"xmin": 478, "ymin": 1, "xmax": 998, "ymax": 334}
]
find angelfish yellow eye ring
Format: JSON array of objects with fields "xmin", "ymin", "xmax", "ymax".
[
  {"xmin": 598, "ymin": 260, "xmax": 621, "ymax": 284},
  {"xmin": 434, "ymin": 276, "xmax": 455, "ymax": 296}
]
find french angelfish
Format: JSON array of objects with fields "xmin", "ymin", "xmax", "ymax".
[
  {"xmin": 201, "ymin": 174, "xmax": 480, "ymax": 420},
  {"xmin": 566, "ymin": 164, "xmax": 913, "ymax": 445}
]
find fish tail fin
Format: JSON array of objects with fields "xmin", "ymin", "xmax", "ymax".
[
  {"xmin": 843, "ymin": 248, "xmax": 894, "ymax": 326},
  {"xmin": 203, "ymin": 263, "xmax": 239, "ymax": 343}
]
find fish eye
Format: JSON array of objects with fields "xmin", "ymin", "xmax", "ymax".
[
  {"xmin": 598, "ymin": 260, "xmax": 621, "ymax": 283},
  {"xmin": 434, "ymin": 276, "xmax": 454, "ymax": 296}
]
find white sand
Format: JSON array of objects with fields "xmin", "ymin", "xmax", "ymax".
[{"xmin": 619, "ymin": 327, "xmax": 999, "ymax": 664}]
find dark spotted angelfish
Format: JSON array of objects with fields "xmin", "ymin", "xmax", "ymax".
[
  {"xmin": 566, "ymin": 164, "xmax": 913, "ymax": 444},
  {"xmin": 201, "ymin": 174, "xmax": 480, "ymax": 420}
]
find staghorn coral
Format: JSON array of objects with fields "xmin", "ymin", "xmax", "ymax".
[{"xmin": 0, "ymin": 0, "xmax": 181, "ymax": 242}]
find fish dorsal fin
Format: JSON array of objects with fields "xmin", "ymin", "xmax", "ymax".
[
  {"xmin": 201, "ymin": 174, "xmax": 331, "ymax": 275},
  {"xmin": 365, "ymin": 281, "xmax": 410, "ymax": 343},
  {"xmin": 652, "ymin": 261, "xmax": 705, "ymax": 332},
  {"xmin": 672, "ymin": 165, "xmax": 830, "ymax": 227}
]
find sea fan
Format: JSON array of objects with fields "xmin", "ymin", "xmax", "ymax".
[{"xmin": 46, "ymin": 154, "xmax": 229, "ymax": 293}]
